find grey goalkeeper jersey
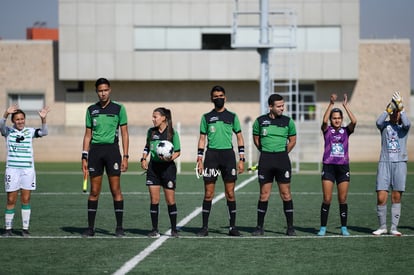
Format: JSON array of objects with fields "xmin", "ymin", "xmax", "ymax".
[{"xmin": 376, "ymin": 111, "xmax": 411, "ymax": 162}]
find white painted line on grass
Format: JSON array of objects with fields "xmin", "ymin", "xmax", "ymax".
[
  {"xmin": 113, "ymin": 174, "xmax": 258, "ymax": 275},
  {"xmin": 5, "ymin": 233, "xmax": 414, "ymax": 240}
]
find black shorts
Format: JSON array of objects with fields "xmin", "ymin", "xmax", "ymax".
[
  {"xmin": 258, "ymin": 152, "xmax": 291, "ymax": 184},
  {"xmin": 88, "ymin": 144, "xmax": 122, "ymax": 177},
  {"xmin": 321, "ymin": 164, "xmax": 350, "ymax": 183},
  {"xmin": 203, "ymin": 149, "xmax": 237, "ymax": 183},
  {"xmin": 146, "ymin": 161, "xmax": 177, "ymax": 190}
]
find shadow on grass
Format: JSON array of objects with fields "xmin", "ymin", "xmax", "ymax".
[{"xmin": 347, "ymin": 225, "xmax": 374, "ymax": 234}]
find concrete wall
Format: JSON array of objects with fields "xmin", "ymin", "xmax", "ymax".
[
  {"xmin": 58, "ymin": 0, "xmax": 359, "ymax": 81},
  {"xmin": 0, "ymin": 39, "xmax": 411, "ymax": 164}
]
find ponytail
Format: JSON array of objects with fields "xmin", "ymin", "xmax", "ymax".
[{"xmin": 153, "ymin": 107, "xmax": 174, "ymax": 141}]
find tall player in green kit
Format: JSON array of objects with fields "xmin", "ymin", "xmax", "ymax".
[
  {"xmin": 196, "ymin": 85, "xmax": 245, "ymax": 237},
  {"xmin": 251, "ymin": 94, "xmax": 297, "ymax": 236},
  {"xmin": 81, "ymin": 78, "xmax": 129, "ymax": 237}
]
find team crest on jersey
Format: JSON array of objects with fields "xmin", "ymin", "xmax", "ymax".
[
  {"xmin": 262, "ymin": 128, "xmax": 268, "ymax": 136},
  {"xmin": 339, "ymin": 129, "xmax": 344, "ymax": 134},
  {"xmin": 209, "ymin": 125, "xmax": 216, "ymax": 133},
  {"xmin": 114, "ymin": 162, "xmax": 119, "ymax": 170}
]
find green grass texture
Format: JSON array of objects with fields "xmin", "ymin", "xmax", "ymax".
[{"xmin": 0, "ymin": 162, "xmax": 413, "ymax": 274}]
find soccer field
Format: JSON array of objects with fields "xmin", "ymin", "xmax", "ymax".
[{"xmin": 1, "ymin": 163, "xmax": 414, "ymax": 274}]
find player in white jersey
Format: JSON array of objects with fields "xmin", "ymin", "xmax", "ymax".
[
  {"xmin": 0, "ymin": 104, "xmax": 49, "ymax": 237},
  {"xmin": 373, "ymin": 92, "xmax": 410, "ymax": 236}
]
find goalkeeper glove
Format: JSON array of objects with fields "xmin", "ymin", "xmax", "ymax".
[
  {"xmin": 386, "ymin": 101, "xmax": 397, "ymax": 115},
  {"xmin": 392, "ymin": 91, "xmax": 404, "ymax": 111}
]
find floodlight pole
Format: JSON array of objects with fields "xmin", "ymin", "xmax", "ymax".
[{"xmin": 258, "ymin": 0, "xmax": 271, "ymax": 115}]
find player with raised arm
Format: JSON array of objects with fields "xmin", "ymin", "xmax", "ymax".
[
  {"xmin": 196, "ymin": 85, "xmax": 245, "ymax": 237},
  {"xmin": 373, "ymin": 91, "xmax": 411, "ymax": 236},
  {"xmin": 317, "ymin": 93, "xmax": 356, "ymax": 236},
  {"xmin": 1, "ymin": 105, "xmax": 50, "ymax": 237}
]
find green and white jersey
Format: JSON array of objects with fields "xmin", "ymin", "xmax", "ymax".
[
  {"xmin": 145, "ymin": 127, "xmax": 181, "ymax": 162},
  {"xmin": 0, "ymin": 119, "xmax": 45, "ymax": 168},
  {"xmin": 200, "ymin": 109, "xmax": 242, "ymax": 150},
  {"xmin": 253, "ymin": 113, "xmax": 296, "ymax": 153},
  {"xmin": 86, "ymin": 100, "xmax": 128, "ymax": 145}
]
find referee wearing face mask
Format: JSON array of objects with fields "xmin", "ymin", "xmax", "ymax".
[{"xmin": 196, "ymin": 85, "xmax": 245, "ymax": 237}]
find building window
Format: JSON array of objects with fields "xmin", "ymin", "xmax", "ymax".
[
  {"xmin": 286, "ymin": 84, "xmax": 316, "ymax": 121},
  {"xmin": 134, "ymin": 26, "xmax": 340, "ymax": 52},
  {"xmin": 202, "ymin": 34, "xmax": 232, "ymax": 50},
  {"xmin": 8, "ymin": 94, "xmax": 45, "ymax": 118}
]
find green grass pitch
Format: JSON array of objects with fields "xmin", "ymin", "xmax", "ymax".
[{"xmin": 1, "ymin": 162, "xmax": 413, "ymax": 274}]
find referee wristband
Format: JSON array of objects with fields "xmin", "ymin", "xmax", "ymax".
[
  {"xmin": 197, "ymin": 148, "xmax": 204, "ymax": 157},
  {"xmin": 238, "ymin": 146, "xmax": 245, "ymax": 154},
  {"xmin": 81, "ymin": 151, "xmax": 88, "ymax": 160},
  {"xmin": 239, "ymin": 158, "xmax": 246, "ymax": 162}
]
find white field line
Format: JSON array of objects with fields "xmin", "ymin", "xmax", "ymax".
[
  {"xmin": 5, "ymin": 234, "xmax": 414, "ymax": 239},
  {"xmin": 112, "ymin": 174, "xmax": 258, "ymax": 275}
]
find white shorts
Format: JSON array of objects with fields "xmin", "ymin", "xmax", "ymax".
[
  {"xmin": 376, "ymin": 161, "xmax": 407, "ymax": 192},
  {"xmin": 4, "ymin": 167, "xmax": 36, "ymax": 192}
]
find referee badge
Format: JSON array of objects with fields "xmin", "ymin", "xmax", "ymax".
[
  {"xmin": 285, "ymin": 171, "xmax": 290, "ymax": 178},
  {"xmin": 167, "ymin": 181, "xmax": 174, "ymax": 189}
]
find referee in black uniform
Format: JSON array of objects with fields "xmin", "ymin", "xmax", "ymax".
[
  {"xmin": 196, "ymin": 85, "xmax": 245, "ymax": 237},
  {"xmin": 251, "ymin": 94, "xmax": 297, "ymax": 236},
  {"xmin": 81, "ymin": 78, "xmax": 129, "ymax": 237}
]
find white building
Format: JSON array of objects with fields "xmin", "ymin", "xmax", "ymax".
[{"xmin": 0, "ymin": 0, "xmax": 411, "ymax": 165}]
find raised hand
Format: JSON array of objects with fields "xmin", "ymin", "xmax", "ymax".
[{"xmin": 38, "ymin": 106, "xmax": 50, "ymax": 119}]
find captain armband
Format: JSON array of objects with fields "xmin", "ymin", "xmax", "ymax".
[{"xmin": 81, "ymin": 151, "xmax": 88, "ymax": 160}]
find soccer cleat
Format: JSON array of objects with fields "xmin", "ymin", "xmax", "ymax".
[
  {"xmin": 82, "ymin": 227, "xmax": 95, "ymax": 237},
  {"xmin": 317, "ymin": 226, "xmax": 327, "ymax": 236},
  {"xmin": 340, "ymin": 226, "xmax": 350, "ymax": 236},
  {"xmin": 372, "ymin": 228, "xmax": 387, "ymax": 236},
  {"xmin": 286, "ymin": 227, "xmax": 296, "ymax": 236},
  {"xmin": 228, "ymin": 227, "xmax": 241, "ymax": 237},
  {"xmin": 251, "ymin": 226, "xmax": 264, "ymax": 236},
  {"xmin": 196, "ymin": 227, "xmax": 209, "ymax": 237},
  {"xmin": 115, "ymin": 227, "xmax": 125, "ymax": 237},
  {"xmin": 22, "ymin": 229, "xmax": 30, "ymax": 237},
  {"xmin": 147, "ymin": 229, "xmax": 160, "ymax": 238},
  {"xmin": 2, "ymin": 229, "xmax": 12, "ymax": 237},
  {"xmin": 390, "ymin": 229, "xmax": 402, "ymax": 236},
  {"xmin": 170, "ymin": 230, "xmax": 179, "ymax": 238}
]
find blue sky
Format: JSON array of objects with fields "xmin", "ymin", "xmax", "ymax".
[{"xmin": 0, "ymin": 0, "xmax": 413, "ymax": 87}]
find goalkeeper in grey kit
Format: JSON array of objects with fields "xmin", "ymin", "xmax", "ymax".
[
  {"xmin": 373, "ymin": 91, "xmax": 411, "ymax": 236},
  {"xmin": 140, "ymin": 107, "xmax": 181, "ymax": 238}
]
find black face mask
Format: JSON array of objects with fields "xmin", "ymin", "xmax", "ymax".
[{"xmin": 213, "ymin": 98, "xmax": 225, "ymax": 109}]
